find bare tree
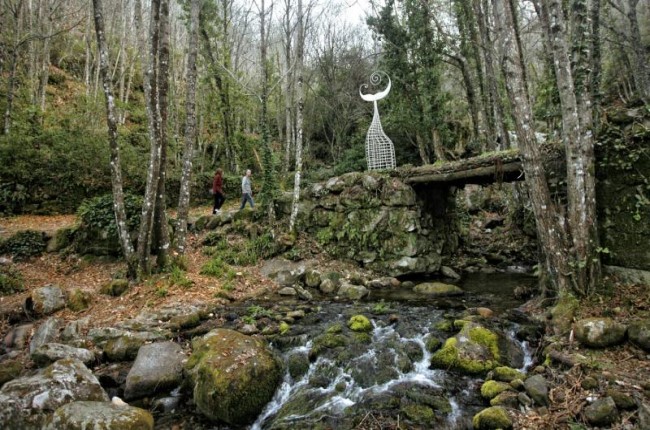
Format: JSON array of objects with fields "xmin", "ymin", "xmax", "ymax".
[
  {"xmin": 175, "ymin": 0, "xmax": 200, "ymax": 255},
  {"xmin": 289, "ymin": 0, "xmax": 304, "ymax": 232},
  {"xmin": 92, "ymin": 0, "xmax": 137, "ymax": 278}
]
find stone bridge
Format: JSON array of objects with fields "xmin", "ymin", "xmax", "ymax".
[{"xmin": 296, "ymin": 147, "xmax": 567, "ymax": 277}]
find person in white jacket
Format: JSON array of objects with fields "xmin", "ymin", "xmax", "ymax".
[{"xmin": 239, "ymin": 169, "xmax": 254, "ymax": 210}]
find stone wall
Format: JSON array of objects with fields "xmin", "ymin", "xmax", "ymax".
[
  {"xmin": 596, "ymin": 108, "xmax": 650, "ymax": 271},
  {"xmin": 297, "ymin": 172, "xmax": 459, "ymax": 276}
]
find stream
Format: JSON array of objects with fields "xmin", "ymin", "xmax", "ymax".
[{"xmin": 156, "ymin": 272, "xmax": 539, "ymax": 430}]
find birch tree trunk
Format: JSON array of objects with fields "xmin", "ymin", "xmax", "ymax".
[
  {"xmin": 175, "ymin": 0, "xmax": 200, "ymax": 255},
  {"xmin": 136, "ymin": 0, "xmax": 163, "ymax": 275},
  {"xmin": 3, "ymin": 0, "xmax": 25, "ymax": 135},
  {"xmin": 543, "ymin": 0, "xmax": 600, "ymax": 295},
  {"xmin": 501, "ymin": 0, "xmax": 574, "ymax": 296},
  {"xmin": 282, "ymin": 0, "xmax": 293, "ymax": 174},
  {"xmin": 153, "ymin": 0, "xmax": 171, "ymax": 268},
  {"xmin": 289, "ymin": 0, "xmax": 304, "ymax": 232},
  {"xmin": 92, "ymin": 0, "xmax": 137, "ymax": 278}
]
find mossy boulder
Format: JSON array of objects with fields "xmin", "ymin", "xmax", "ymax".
[
  {"xmin": 99, "ymin": 279, "xmax": 130, "ymax": 297},
  {"xmin": 628, "ymin": 319, "xmax": 650, "ymax": 352},
  {"xmin": 348, "ymin": 315, "xmax": 372, "ymax": 332},
  {"xmin": 413, "ymin": 282, "xmax": 463, "ymax": 296},
  {"xmin": 0, "ymin": 358, "xmax": 108, "ymax": 430},
  {"xmin": 583, "ymin": 397, "xmax": 619, "ymax": 427},
  {"xmin": 48, "ymin": 401, "xmax": 154, "ymax": 430},
  {"xmin": 67, "ymin": 289, "xmax": 91, "ymax": 312},
  {"xmin": 430, "ymin": 322, "xmax": 501, "ymax": 375},
  {"xmin": 402, "ymin": 403, "xmax": 435, "ymax": 425},
  {"xmin": 574, "ymin": 317, "xmax": 627, "ymax": 348},
  {"xmin": 185, "ymin": 329, "xmax": 282, "ymax": 425},
  {"xmin": 472, "ymin": 406, "xmax": 513, "ymax": 429},
  {"xmin": 0, "ymin": 359, "xmax": 22, "ymax": 387},
  {"xmin": 480, "ymin": 380, "xmax": 513, "ymax": 400},
  {"xmin": 491, "ymin": 366, "xmax": 525, "ymax": 383}
]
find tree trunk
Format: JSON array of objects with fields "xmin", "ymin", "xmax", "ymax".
[
  {"xmin": 3, "ymin": 0, "xmax": 24, "ymax": 136},
  {"xmin": 289, "ymin": 0, "xmax": 304, "ymax": 232},
  {"xmin": 92, "ymin": 0, "xmax": 137, "ymax": 278},
  {"xmin": 153, "ymin": 0, "xmax": 171, "ymax": 269},
  {"xmin": 626, "ymin": 0, "xmax": 649, "ymax": 101},
  {"xmin": 501, "ymin": 0, "xmax": 574, "ymax": 297},
  {"xmin": 136, "ymin": 0, "xmax": 163, "ymax": 275},
  {"xmin": 543, "ymin": 0, "xmax": 601, "ymax": 295},
  {"xmin": 175, "ymin": 0, "xmax": 200, "ymax": 255}
]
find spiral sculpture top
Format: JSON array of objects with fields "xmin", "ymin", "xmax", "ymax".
[{"xmin": 359, "ymin": 72, "xmax": 392, "ymax": 102}]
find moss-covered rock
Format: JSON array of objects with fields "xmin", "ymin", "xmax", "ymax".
[
  {"xmin": 167, "ymin": 311, "xmax": 202, "ymax": 331},
  {"xmin": 491, "ymin": 366, "xmax": 525, "ymax": 383},
  {"xmin": 99, "ymin": 279, "xmax": 129, "ymax": 297},
  {"xmin": 67, "ymin": 289, "xmax": 91, "ymax": 312},
  {"xmin": 574, "ymin": 317, "xmax": 626, "ymax": 348},
  {"xmin": 186, "ymin": 329, "xmax": 282, "ymax": 425},
  {"xmin": 480, "ymin": 380, "xmax": 513, "ymax": 400},
  {"xmin": 413, "ymin": 282, "xmax": 463, "ymax": 296},
  {"xmin": 0, "ymin": 359, "xmax": 22, "ymax": 387},
  {"xmin": 430, "ymin": 322, "xmax": 500, "ymax": 375},
  {"xmin": 348, "ymin": 315, "xmax": 372, "ymax": 332},
  {"xmin": 402, "ymin": 403, "xmax": 435, "ymax": 424},
  {"xmin": 550, "ymin": 293, "xmax": 579, "ymax": 335},
  {"xmin": 49, "ymin": 401, "xmax": 154, "ymax": 430},
  {"xmin": 103, "ymin": 335, "xmax": 146, "ymax": 362},
  {"xmin": 472, "ymin": 406, "xmax": 513, "ymax": 429}
]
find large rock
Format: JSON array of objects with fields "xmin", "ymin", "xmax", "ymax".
[
  {"xmin": 574, "ymin": 317, "xmax": 626, "ymax": 348},
  {"xmin": 31, "ymin": 343, "xmax": 95, "ymax": 367},
  {"xmin": 628, "ymin": 319, "xmax": 650, "ymax": 352},
  {"xmin": 48, "ymin": 401, "xmax": 154, "ymax": 430},
  {"xmin": 261, "ymin": 258, "xmax": 308, "ymax": 286},
  {"xmin": 0, "ymin": 358, "xmax": 108, "ymax": 429},
  {"xmin": 413, "ymin": 282, "xmax": 463, "ymax": 296},
  {"xmin": 524, "ymin": 374, "xmax": 549, "ymax": 406},
  {"xmin": 29, "ymin": 285, "xmax": 66, "ymax": 315},
  {"xmin": 30, "ymin": 317, "xmax": 62, "ymax": 354},
  {"xmin": 430, "ymin": 322, "xmax": 501, "ymax": 375},
  {"xmin": 186, "ymin": 329, "xmax": 283, "ymax": 425},
  {"xmin": 124, "ymin": 342, "xmax": 184, "ymax": 400},
  {"xmin": 472, "ymin": 406, "xmax": 513, "ymax": 429},
  {"xmin": 338, "ymin": 282, "xmax": 369, "ymax": 300},
  {"xmin": 583, "ymin": 397, "xmax": 619, "ymax": 427}
]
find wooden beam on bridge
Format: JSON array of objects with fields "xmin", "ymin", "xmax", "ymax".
[{"xmin": 404, "ymin": 161, "xmax": 524, "ymax": 185}]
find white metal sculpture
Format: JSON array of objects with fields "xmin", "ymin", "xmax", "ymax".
[{"xmin": 360, "ymin": 72, "xmax": 396, "ymax": 170}]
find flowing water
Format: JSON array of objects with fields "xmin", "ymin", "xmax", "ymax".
[{"xmin": 156, "ymin": 272, "xmax": 539, "ymax": 430}]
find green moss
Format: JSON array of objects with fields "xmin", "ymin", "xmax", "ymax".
[
  {"xmin": 279, "ymin": 321, "xmax": 290, "ymax": 334},
  {"xmin": 550, "ymin": 292, "xmax": 579, "ymax": 334},
  {"xmin": 468, "ymin": 327, "xmax": 500, "ymax": 361},
  {"xmin": 168, "ymin": 312, "xmax": 201, "ymax": 331},
  {"xmin": 348, "ymin": 315, "xmax": 372, "ymax": 332},
  {"xmin": 425, "ymin": 337, "xmax": 442, "ymax": 352},
  {"xmin": 352, "ymin": 332, "xmax": 372, "ymax": 344},
  {"xmin": 430, "ymin": 331, "xmax": 500, "ymax": 376},
  {"xmin": 0, "ymin": 359, "xmax": 22, "ymax": 387},
  {"xmin": 453, "ymin": 319, "xmax": 469, "ymax": 329},
  {"xmin": 472, "ymin": 406, "xmax": 513, "ymax": 429},
  {"xmin": 67, "ymin": 288, "xmax": 91, "ymax": 311},
  {"xmin": 434, "ymin": 320, "xmax": 453, "ymax": 332},
  {"xmin": 327, "ymin": 323, "xmax": 343, "ymax": 334},
  {"xmin": 480, "ymin": 380, "xmax": 512, "ymax": 400},
  {"xmin": 99, "ymin": 279, "xmax": 129, "ymax": 296},
  {"xmin": 402, "ymin": 404, "xmax": 435, "ymax": 424},
  {"xmin": 492, "ymin": 366, "xmax": 525, "ymax": 383}
]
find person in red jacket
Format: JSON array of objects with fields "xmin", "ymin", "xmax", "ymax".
[{"xmin": 212, "ymin": 168, "xmax": 225, "ymax": 214}]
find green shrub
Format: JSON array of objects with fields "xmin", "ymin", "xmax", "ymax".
[
  {"xmin": 0, "ymin": 230, "xmax": 47, "ymax": 260},
  {"xmin": 0, "ymin": 266, "xmax": 24, "ymax": 295},
  {"xmin": 76, "ymin": 193, "xmax": 143, "ymax": 238}
]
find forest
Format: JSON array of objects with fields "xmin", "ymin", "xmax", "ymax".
[{"xmin": 0, "ymin": 0, "xmax": 649, "ymax": 428}]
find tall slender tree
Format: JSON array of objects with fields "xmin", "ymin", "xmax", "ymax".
[
  {"xmin": 176, "ymin": 0, "xmax": 201, "ymax": 256},
  {"xmin": 92, "ymin": 0, "xmax": 137, "ymax": 278}
]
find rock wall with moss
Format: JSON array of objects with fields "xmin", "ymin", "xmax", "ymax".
[
  {"xmin": 596, "ymin": 107, "xmax": 650, "ymax": 271},
  {"xmin": 297, "ymin": 172, "xmax": 459, "ymax": 276}
]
